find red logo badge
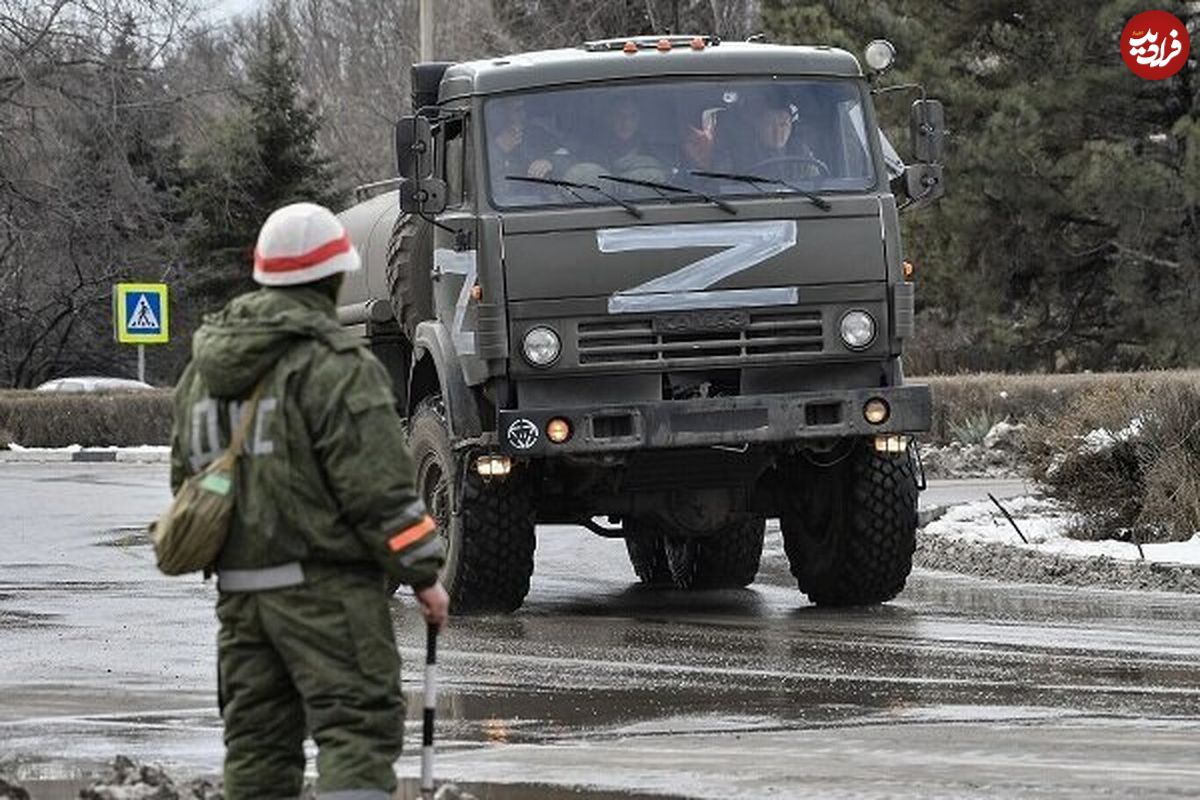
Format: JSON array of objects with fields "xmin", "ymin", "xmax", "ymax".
[{"xmin": 1122, "ymin": 10, "xmax": 1190, "ymax": 80}]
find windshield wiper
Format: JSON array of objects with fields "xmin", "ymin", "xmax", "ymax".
[
  {"xmin": 597, "ymin": 174, "xmax": 737, "ymax": 215},
  {"xmin": 504, "ymin": 175, "xmax": 642, "ymax": 218},
  {"xmin": 689, "ymin": 170, "xmax": 831, "ymax": 212}
]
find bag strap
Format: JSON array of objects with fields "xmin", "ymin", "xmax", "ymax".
[{"xmin": 215, "ymin": 375, "xmax": 270, "ymax": 470}]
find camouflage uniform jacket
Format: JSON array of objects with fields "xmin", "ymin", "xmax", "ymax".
[{"xmin": 170, "ymin": 286, "xmax": 444, "ymax": 588}]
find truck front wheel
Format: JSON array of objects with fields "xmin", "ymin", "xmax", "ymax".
[
  {"xmin": 779, "ymin": 442, "xmax": 918, "ymax": 606},
  {"xmin": 408, "ymin": 397, "xmax": 536, "ymax": 612}
]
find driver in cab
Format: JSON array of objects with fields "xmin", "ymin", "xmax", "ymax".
[{"xmin": 729, "ymin": 95, "xmax": 827, "ymax": 181}]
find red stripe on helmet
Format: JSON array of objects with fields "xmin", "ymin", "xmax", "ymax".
[{"xmin": 255, "ymin": 233, "xmax": 351, "ymax": 273}]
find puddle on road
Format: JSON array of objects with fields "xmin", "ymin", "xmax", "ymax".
[
  {"xmin": 0, "ymin": 607, "xmax": 60, "ymax": 628},
  {"xmin": 17, "ymin": 782, "xmax": 681, "ymax": 800},
  {"xmin": 11, "ymin": 769, "xmax": 682, "ymax": 800},
  {"xmin": 94, "ymin": 527, "xmax": 152, "ymax": 548},
  {"xmin": 392, "ymin": 779, "xmax": 685, "ymax": 799}
]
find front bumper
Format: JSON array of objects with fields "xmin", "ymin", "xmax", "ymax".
[{"xmin": 496, "ymin": 384, "xmax": 931, "ymax": 456}]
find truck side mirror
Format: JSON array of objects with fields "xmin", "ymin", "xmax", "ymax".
[
  {"xmin": 399, "ymin": 175, "xmax": 447, "ymax": 215},
  {"xmin": 395, "ymin": 115, "xmax": 435, "ymax": 179},
  {"xmin": 395, "ymin": 114, "xmax": 446, "ymax": 215},
  {"xmin": 910, "ymin": 99, "xmax": 945, "ymax": 163},
  {"xmin": 903, "ymin": 163, "xmax": 944, "ymax": 209}
]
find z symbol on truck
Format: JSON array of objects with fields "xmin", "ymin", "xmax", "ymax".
[{"xmin": 598, "ymin": 220, "xmax": 797, "ymax": 314}]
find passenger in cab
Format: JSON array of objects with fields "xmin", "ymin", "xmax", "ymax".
[
  {"xmin": 567, "ymin": 98, "xmax": 669, "ymax": 184},
  {"xmin": 488, "ymin": 99, "xmax": 563, "ymax": 182}
]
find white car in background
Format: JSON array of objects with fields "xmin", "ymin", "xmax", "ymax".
[{"xmin": 34, "ymin": 376, "xmax": 154, "ymax": 393}]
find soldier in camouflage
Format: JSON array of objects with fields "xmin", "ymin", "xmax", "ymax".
[{"xmin": 170, "ymin": 202, "xmax": 449, "ymax": 800}]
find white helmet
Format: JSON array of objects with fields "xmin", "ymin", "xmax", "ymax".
[{"xmin": 252, "ymin": 202, "xmax": 361, "ymax": 287}]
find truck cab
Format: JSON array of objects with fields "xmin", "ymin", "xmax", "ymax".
[{"xmin": 338, "ymin": 35, "xmax": 945, "ymax": 612}]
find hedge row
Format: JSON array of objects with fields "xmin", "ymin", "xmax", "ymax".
[
  {"xmin": 0, "ymin": 389, "xmax": 174, "ymax": 448},
  {"xmin": 921, "ymin": 370, "xmax": 1200, "ymax": 445},
  {"xmin": 3, "ymin": 370, "xmax": 1199, "ymax": 448}
]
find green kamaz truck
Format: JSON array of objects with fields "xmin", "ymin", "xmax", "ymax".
[{"xmin": 337, "ymin": 35, "xmax": 945, "ymax": 612}]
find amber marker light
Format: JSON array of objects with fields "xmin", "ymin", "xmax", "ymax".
[
  {"xmin": 623, "ymin": 41, "xmax": 638, "ymax": 54},
  {"xmin": 691, "ymin": 37, "xmax": 706, "ymax": 50},
  {"xmin": 864, "ymin": 398, "xmax": 890, "ymax": 425},
  {"xmin": 546, "ymin": 418, "xmax": 572, "ymax": 444},
  {"xmin": 903, "ymin": 260, "xmax": 915, "ymax": 280},
  {"xmin": 470, "ymin": 284, "xmax": 483, "ymax": 301},
  {"xmin": 657, "ymin": 38, "xmax": 672, "ymax": 52}
]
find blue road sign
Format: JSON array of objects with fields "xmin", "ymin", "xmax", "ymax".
[{"xmin": 114, "ymin": 283, "xmax": 169, "ymax": 344}]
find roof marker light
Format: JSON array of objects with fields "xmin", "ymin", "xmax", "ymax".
[
  {"xmin": 657, "ymin": 38, "xmax": 672, "ymax": 52},
  {"xmin": 623, "ymin": 41, "xmax": 638, "ymax": 54},
  {"xmin": 864, "ymin": 39, "xmax": 897, "ymax": 72},
  {"xmin": 691, "ymin": 37, "xmax": 706, "ymax": 50}
]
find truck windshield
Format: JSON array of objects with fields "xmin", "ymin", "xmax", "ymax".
[{"xmin": 486, "ymin": 78, "xmax": 877, "ymax": 209}]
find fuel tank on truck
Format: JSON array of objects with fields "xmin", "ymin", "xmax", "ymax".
[{"xmin": 336, "ymin": 192, "xmax": 400, "ymax": 311}]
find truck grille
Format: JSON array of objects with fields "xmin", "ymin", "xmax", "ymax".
[{"xmin": 577, "ymin": 310, "xmax": 824, "ymax": 367}]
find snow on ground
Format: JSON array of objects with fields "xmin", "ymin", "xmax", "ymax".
[
  {"xmin": 6, "ymin": 444, "xmax": 168, "ymax": 453},
  {"xmin": 924, "ymin": 495, "xmax": 1200, "ymax": 567},
  {"xmin": 1, "ymin": 444, "xmax": 169, "ymax": 462}
]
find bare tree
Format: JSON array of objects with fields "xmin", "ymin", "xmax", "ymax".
[
  {"xmin": 0, "ymin": 0, "xmax": 196, "ymax": 387},
  {"xmin": 280, "ymin": 0, "xmax": 515, "ymax": 185},
  {"xmin": 489, "ymin": 0, "xmax": 761, "ymax": 48}
]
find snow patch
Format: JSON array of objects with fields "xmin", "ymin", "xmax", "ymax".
[
  {"xmin": 1, "ymin": 445, "xmax": 169, "ymax": 463},
  {"xmin": 924, "ymin": 495, "xmax": 1200, "ymax": 567},
  {"xmin": 1078, "ymin": 416, "xmax": 1146, "ymax": 455}
]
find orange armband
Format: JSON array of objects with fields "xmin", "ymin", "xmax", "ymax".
[{"xmin": 387, "ymin": 516, "xmax": 437, "ymax": 553}]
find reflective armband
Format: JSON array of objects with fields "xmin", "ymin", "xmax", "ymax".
[{"xmin": 387, "ymin": 516, "xmax": 437, "ymax": 554}]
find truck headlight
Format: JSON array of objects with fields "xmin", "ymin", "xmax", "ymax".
[
  {"xmin": 839, "ymin": 310, "xmax": 876, "ymax": 350},
  {"xmin": 522, "ymin": 326, "xmax": 561, "ymax": 366}
]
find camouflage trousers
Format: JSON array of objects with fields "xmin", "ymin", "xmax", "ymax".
[{"xmin": 215, "ymin": 568, "xmax": 405, "ymax": 800}]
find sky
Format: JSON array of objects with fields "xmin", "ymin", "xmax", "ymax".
[{"xmin": 202, "ymin": 0, "xmax": 261, "ymax": 24}]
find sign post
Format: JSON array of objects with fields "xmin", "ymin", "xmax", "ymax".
[{"xmin": 113, "ymin": 283, "xmax": 169, "ymax": 383}]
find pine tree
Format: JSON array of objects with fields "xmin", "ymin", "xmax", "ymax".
[
  {"xmin": 183, "ymin": 7, "xmax": 345, "ymax": 306},
  {"xmin": 763, "ymin": 0, "xmax": 1198, "ymax": 373},
  {"xmin": 246, "ymin": 16, "xmax": 343, "ymax": 213}
]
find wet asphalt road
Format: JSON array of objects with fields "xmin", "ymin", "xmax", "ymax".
[{"xmin": 2, "ymin": 464, "xmax": 1199, "ymax": 798}]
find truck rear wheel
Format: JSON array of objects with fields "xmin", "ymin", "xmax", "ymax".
[
  {"xmin": 386, "ymin": 213, "xmax": 434, "ymax": 342},
  {"xmin": 663, "ymin": 518, "xmax": 765, "ymax": 589},
  {"xmin": 408, "ymin": 397, "xmax": 536, "ymax": 613},
  {"xmin": 779, "ymin": 442, "xmax": 918, "ymax": 606},
  {"xmin": 624, "ymin": 532, "xmax": 671, "ymax": 586}
]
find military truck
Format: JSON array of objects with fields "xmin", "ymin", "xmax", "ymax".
[{"xmin": 337, "ymin": 35, "xmax": 945, "ymax": 612}]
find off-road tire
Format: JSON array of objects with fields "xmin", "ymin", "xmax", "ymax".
[
  {"xmin": 624, "ymin": 534, "xmax": 671, "ymax": 586},
  {"xmin": 407, "ymin": 397, "xmax": 536, "ymax": 613},
  {"xmin": 663, "ymin": 517, "xmax": 766, "ymax": 589},
  {"xmin": 385, "ymin": 213, "xmax": 434, "ymax": 342},
  {"xmin": 780, "ymin": 442, "xmax": 918, "ymax": 606}
]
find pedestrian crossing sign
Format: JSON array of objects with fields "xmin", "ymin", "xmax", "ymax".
[{"xmin": 114, "ymin": 283, "xmax": 169, "ymax": 344}]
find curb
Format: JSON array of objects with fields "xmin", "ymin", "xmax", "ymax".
[
  {"xmin": 915, "ymin": 503, "xmax": 1200, "ymax": 594},
  {"xmin": 1, "ymin": 449, "xmax": 169, "ymax": 464},
  {"xmin": 914, "ymin": 533, "xmax": 1200, "ymax": 594},
  {"xmin": 917, "ymin": 504, "xmax": 949, "ymax": 528}
]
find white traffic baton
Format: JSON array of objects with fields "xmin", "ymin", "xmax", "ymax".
[{"xmin": 420, "ymin": 621, "xmax": 438, "ymax": 798}]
